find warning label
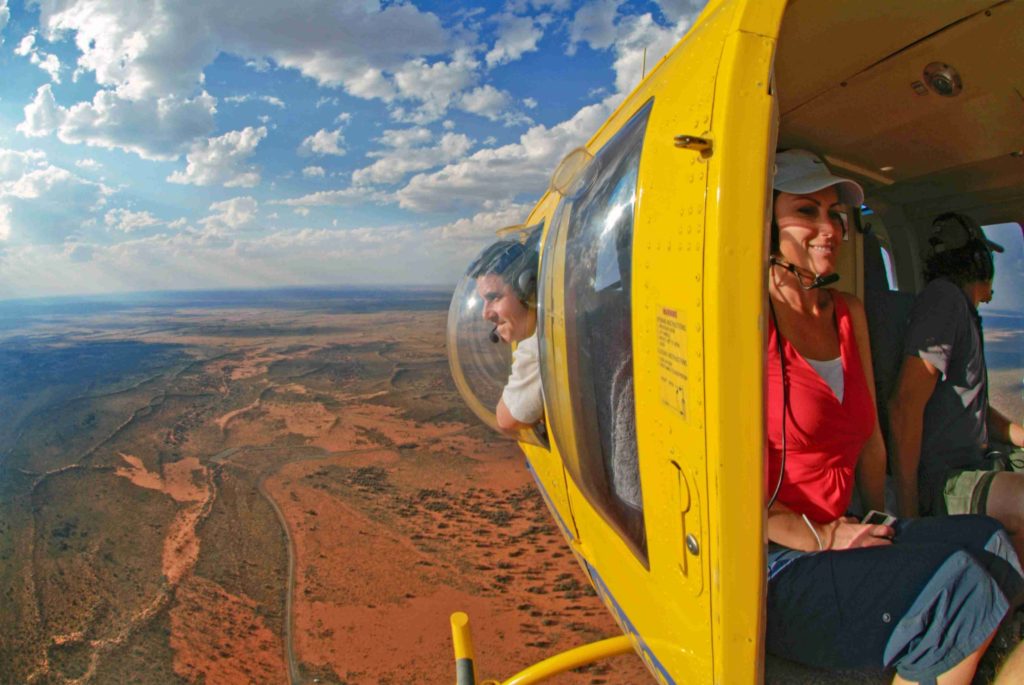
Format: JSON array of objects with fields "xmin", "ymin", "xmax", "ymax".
[{"xmin": 656, "ymin": 307, "xmax": 688, "ymax": 419}]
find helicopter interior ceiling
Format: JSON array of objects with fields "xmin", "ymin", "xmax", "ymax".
[{"xmin": 775, "ymin": 0, "xmax": 1024, "ymax": 227}]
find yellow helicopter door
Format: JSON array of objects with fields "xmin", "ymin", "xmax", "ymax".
[{"xmin": 532, "ymin": 1, "xmax": 787, "ymax": 682}]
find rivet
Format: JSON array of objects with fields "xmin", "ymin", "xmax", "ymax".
[{"xmin": 685, "ymin": 534, "xmax": 700, "ymax": 556}]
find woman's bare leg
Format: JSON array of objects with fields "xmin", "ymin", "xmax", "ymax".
[
  {"xmin": 994, "ymin": 640, "xmax": 1024, "ymax": 685},
  {"xmin": 984, "ymin": 472, "xmax": 1024, "ymax": 565}
]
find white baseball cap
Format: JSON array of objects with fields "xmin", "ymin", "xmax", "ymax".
[{"xmin": 774, "ymin": 149, "xmax": 865, "ymax": 208}]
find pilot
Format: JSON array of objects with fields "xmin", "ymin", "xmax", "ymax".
[
  {"xmin": 765, "ymin": 150, "xmax": 1022, "ymax": 684},
  {"xmin": 890, "ymin": 213, "xmax": 1024, "ymax": 557},
  {"xmin": 467, "ymin": 236, "xmax": 543, "ymax": 435}
]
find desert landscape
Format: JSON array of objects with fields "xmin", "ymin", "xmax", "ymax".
[
  {"xmin": 2, "ymin": 288, "xmax": 1021, "ymax": 685},
  {"xmin": 0, "ymin": 289, "xmax": 648, "ymax": 685}
]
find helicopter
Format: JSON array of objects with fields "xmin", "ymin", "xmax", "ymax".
[{"xmin": 446, "ymin": 0, "xmax": 1024, "ymax": 682}]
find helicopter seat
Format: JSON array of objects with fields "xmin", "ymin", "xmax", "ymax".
[{"xmin": 862, "ymin": 231, "xmax": 915, "ymax": 455}]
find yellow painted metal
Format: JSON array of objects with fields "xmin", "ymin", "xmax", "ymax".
[
  {"xmin": 702, "ymin": 5, "xmax": 788, "ymax": 682},
  {"xmin": 499, "ymin": 636, "xmax": 634, "ymax": 685},
  {"xmin": 451, "ymin": 612, "xmax": 476, "ymax": 685},
  {"xmin": 456, "ymin": 1, "xmax": 1024, "ymax": 684},
  {"xmin": 519, "ymin": 0, "xmax": 786, "ymax": 683}
]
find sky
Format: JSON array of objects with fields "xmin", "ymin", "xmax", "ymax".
[{"xmin": 0, "ymin": 0, "xmax": 706, "ymax": 300}]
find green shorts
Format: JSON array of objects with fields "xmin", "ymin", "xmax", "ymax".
[
  {"xmin": 941, "ymin": 469, "xmax": 999, "ymax": 515},
  {"xmin": 940, "ymin": 444, "xmax": 1024, "ymax": 515}
]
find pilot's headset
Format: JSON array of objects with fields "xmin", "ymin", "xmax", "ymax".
[
  {"xmin": 929, "ymin": 212, "xmax": 1004, "ymax": 282},
  {"xmin": 467, "ymin": 233, "xmax": 540, "ymax": 308}
]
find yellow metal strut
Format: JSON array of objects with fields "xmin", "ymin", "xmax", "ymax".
[{"xmin": 450, "ymin": 612, "xmax": 634, "ymax": 685}]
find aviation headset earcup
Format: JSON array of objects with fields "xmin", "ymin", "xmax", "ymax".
[
  {"xmin": 971, "ymin": 241, "xmax": 994, "ymax": 281},
  {"xmin": 949, "ymin": 214, "xmax": 994, "ymax": 281},
  {"xmin": 516, "ymin": 267, "xmax": 537, "ymax": 304}
]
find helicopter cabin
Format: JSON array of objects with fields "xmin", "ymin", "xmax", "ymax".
[{"xmin": 446, "ymin": 0, "xmax": 1024, "ymax": 682}]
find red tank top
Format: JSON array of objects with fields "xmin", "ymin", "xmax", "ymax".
[{"xmin": 766, "ymin": 292, "xmax": 876, "ymax": 522}]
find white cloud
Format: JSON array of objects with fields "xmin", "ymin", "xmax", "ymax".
[
  {"xmin": 0, "ymin": 203, "xmax": 12, "ymax": 241},
  {"xmin": 75, "ymin": 158, "xmax": 101, "ymax": 170},
  {"xmin": 505, "ymin": 0, "xmax": 572, "ymax": 12},
  {"xmin": 16, "ymin": 1, "xmax": 461, "ymax": 171},
  {"xmin": 273, "ymin": 187, "xmax": 384, "ymax": 208},
  {"xmin": 485, "ymin": 13, "xmax": 544, "ymax": 67},
  {"xmin": 568, "ymin": 0, "xmax": 620, "ymax": 53},
  {"xmin": 299, "ymin": 128, "xmax": 346, "ymax": 156},
  {"xmin": 65, "ymin": 241, "xmax": 94, "ymax": 262},
  {"xmin": 0, "ymin": 1, "xmax": 9, "ymax": 47},
  {"xmin": 32, "ymin": 52, "xmax": 63, "ymax": 83},
  {"xmin": 458, "ymin": 85, "xmax": 512, "ymax": 121},
  {"xmin": 302, "ymin": 165, "xmax": 325, "ymax": 178},
  {"xmin": 353, "ymin": 132, "xmax": 473, "ymax": 186},
  {"xmin": 33, "ymin": 1, "xmax": 449, "ymax": 100},
  {"xmin": 523, "ymin": 97, "xmax": 537, "ymax": 109},
  {"xmin": 0, "ymin": 159, "xmax": 112, "ymax": 244},
  {"xmin": 199, "ymin": 196, "xmax": 259, "ymax": 234},
  {"xmin": 433, "ymin": 202, "xmax": 534, "ymax": 241},
  {"xmin": 246, "ymin": 57, "xmax": 271, "ymax": 72},
  {"xmin": 608, "ymin": 12, "xmax": 689, "ymax": 94},
  {"xmin": 6, "ymin": 165, "xmax": 76, "ymax": 199},
  {"xmin": 655, "ymin": 0, "xmax": 705, "ymax": 23},
  {"xmin": 344, "ymin": 68, "xmax": 397, "ymax": 101},
  {"xmin": 168, "ymin": 126, "xmax": 268, "ymax": 187},
  {"xmin": 16, "ymin": 32, "xmax": 63, "ymax": 83},
  {"xmin": 396, "ymin": 96, "xmax": 616, "ymax": 212},
  {"xmin": 105, "ymin": 208, "xmax": 159, "ymax": 232},
  {"xmin": 14, "ymin": 31, "xmax": 34, "ymax": 56},
  {"xmin": 224, "ymin": 94, "xmax": 285, "ymax": 108},
  {"xmin": 377, "ymin": 127, "xmax": 433, "ymax": 148},
  {"xmin": 18, "ymin": 85, "xmax": 218, "ymax": 161},
  {"xmin": 0, "ymin": 148, "xmax": 47, "ymax": 181},
  {"xmin": 391, "ymin": 50, "xmax": 479, "ymax": 123},
  {"xmin": 17, "ymin": 85, "xmax": 63, "ymax": 138},
  {"xmin": 567, "ymin": 2, "xmax": 690, "ymax": 94}
]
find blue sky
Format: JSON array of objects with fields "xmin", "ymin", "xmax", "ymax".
[{"xmin": 0, "ymin": 0, "xmax": 704, "ymax": 299}]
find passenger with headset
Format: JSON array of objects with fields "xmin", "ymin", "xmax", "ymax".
[
  {"xmin": 467, "ymin": 233, "xmax": 542, "ymax": 435},
  {"xmin": 765, "ymin": 151, "xmax": 1022, "ymax": 684},
  {"xmin": 890, "ymin": 213, "xmax": 1024, "ymax": 557}
]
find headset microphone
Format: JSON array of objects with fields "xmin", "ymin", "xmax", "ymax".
[
  {"xmin": 489, "ymin": 326, "xmax": 500, "ymax": 343},
  {"xmin": 808, "ymin": 273, "xmax": 840, "ymax": 289},
  {"xmin": 770, "ymin": 257, "xmax": 840, "ymax": 290}
]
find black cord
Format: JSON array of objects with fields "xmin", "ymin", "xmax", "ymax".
[{"xmin": 767, "ymin": 298, "xmax": 787, "ymax": 509}]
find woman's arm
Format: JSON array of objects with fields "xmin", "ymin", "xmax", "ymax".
[
  {"xmin": 840, "ymin": 293, "xmax": 887, "ymax": 513},
  {"xmin": 767, "ymin": 501, "xmax": 893, "ymax": 551},
  {"xmin": 768, "ymin": 501, "xmax": 833, "ymax": 551}
]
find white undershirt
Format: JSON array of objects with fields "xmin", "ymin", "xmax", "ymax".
[{"xmin": 805, "ymin": 356, "xmax": 844, "ymax": 403}]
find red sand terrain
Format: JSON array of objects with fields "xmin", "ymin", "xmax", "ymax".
[
  {"xmin": 11, "ymin": 308, "xmax": 654, "ymax": 684},
  {"xmin": 170, "ymin": 576, "xmax": 288, "ymax": 684},
  {"xmin": 263, "ymin": 435, "xmax": 651, "ymax": 683}
]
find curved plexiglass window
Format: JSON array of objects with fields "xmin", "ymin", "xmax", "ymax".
[
  {"xmin": 447, "ymin": 226, "xmax": 546, "ymax": 446},
  {"xmin": 540, "ymin": 100, "xmax": 651, "ymax": 562}
]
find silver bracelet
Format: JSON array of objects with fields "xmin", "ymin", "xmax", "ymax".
[{"xmin": 802, "ymin": 513, "xmax": 824, "ymax": 551}]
